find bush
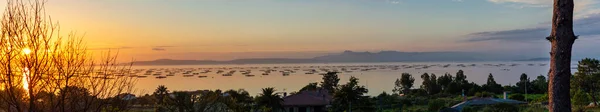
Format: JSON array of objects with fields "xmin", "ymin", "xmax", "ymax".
[
  {"xmin": 482, "ymin": 103, "xmax": 519, "ymax": 112},
  {"xmin": 428, "ymin": 99, "xmax": 446, "ymax": 111},
  {"xmin": 474, "ymin": 92, "xmax": 494, "ymax": 98},
  {"xmin": 509, "ymin": 94, "xmax": 525, "ymax": 101}
]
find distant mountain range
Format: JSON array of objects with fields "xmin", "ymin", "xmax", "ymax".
[{"xmin": 130, "ymin": 50, "xmax": 533, "ymax": 65}]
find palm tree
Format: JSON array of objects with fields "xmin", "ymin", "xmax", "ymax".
[
  {"xmin": 256, "ymin": 87, "xmax": 283, "ymax": 112},
  {"xmin": 547, "ymin": 0, "xmax": 576, "ymax": 111},
  {"xmin": 153, "ymin": 85, "xmax": 170, "ymax": 111}
]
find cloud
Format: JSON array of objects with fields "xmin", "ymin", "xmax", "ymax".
[
  {"xmin": 89, "ymin": 46, "xmax": 133, "ymax": 50},
  {"xmin": 153, "ymin": 45, "xmax": 175, "ymax": 48},
  {"xmin": 488, "ymin": 0, "xmax": 597, "ymax": 12},
  {"xmin": 152, "ymin": 47, "xmax": 166, "ymax": 51},
  {"xmin": 465, "ymin": 13, "xmax": 600, "ymax": 42}
]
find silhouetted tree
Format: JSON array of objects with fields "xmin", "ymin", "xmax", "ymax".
[
  {"xmin": 394, "ymin": 73, "xmax": 414, "ymax": 94},
  {"xmin": 532, "ymin": 75, "xmax": 548, "ymax": 94},
  {"xmin": 256, "ymin": 87, "xmax": 283, "ymax": 112},
  {"xmin": 224, "ymin": 89, "xmax": 253, "ymax": 112},
  {"xmin": 171, "ymin": 91, "xmax": 194, "ymax": 112},
  {"xmin": 430, "ymin": 74, "xmax": 441, "ymax": 94},
  {"xmin": 455, "ymin": 70, "xmax": 468, "ymax": 88},
  {"xmin": 421, "ymin": 73, "xmax": 441, "ymax": 95},
  {"xmin": 321, "ymin": 72, "xmax": 340, "ymax": 94},
  {"xmin": 153, "ymin": 85, "xmax": 171, "ymax": 112},
  {"xmin": 516, "ymin": 73, "xmax": 533, "ymax": 94},
  {"xmin": 547, "ymin": 0, "xmax": 576, "ymax": 111},
  {"xmin": 483, "ymin": 73, "xmax": 503, "ymax": 94},
  {"xmin": 438, "ymin": 73, "xmax": 454, "ymax": 92},
  {"xmin": 332, "ymin": 76, "xmax": 371, "ymax": 112}
]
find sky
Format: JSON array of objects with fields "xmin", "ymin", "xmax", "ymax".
[{"xmin": 3, "ymin": 0, "xmax": 599, "ymax": 61}]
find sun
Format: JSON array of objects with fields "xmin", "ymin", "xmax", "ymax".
[{"xmin": 22, "ymin": 48, "xmax": 31, "ymax": 54}]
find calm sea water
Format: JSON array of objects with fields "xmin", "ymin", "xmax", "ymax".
[{"xmin": 130, "ymin": 61, "xmax": 567, "ymax": 96}]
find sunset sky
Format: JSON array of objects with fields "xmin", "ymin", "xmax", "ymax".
[{"xmin": 4, "ymin": 0, "xmax": 599, "ymax": 61}]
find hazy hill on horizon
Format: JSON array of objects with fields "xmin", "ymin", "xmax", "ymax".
[{"xmin": 129, "ymin": 50, "xmax": 547, "ymax": 65}]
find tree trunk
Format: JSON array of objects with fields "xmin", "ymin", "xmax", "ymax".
[{"xmin": 548, "ymin": 0, "xmax": 576, "ymax": 111}]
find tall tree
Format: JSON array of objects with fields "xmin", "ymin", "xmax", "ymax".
[
  {"xmin": 484, "ymin": 73, "xmax": 503, "ymax": 94},
  {"xmin": 430, "ymin": 74, "xmax": 441, "ymax": 94},
  {"xmin": 572, "ymin": 58, "xmax": 600, "ymax": 106},
  {"xmin": 421, "ymin": 73, "xmax": 432, "ymax": 94},
  {"xmin": 516, "ymin": 73, "xmax": 533, "ymax": 94},
  {"xmin": 224, "ymin": 89, "xmax": 254, "ymax": 112},
  {"xmin": 321, "ymin": 72, "xmax": 340, "ymax": 94},
  {"xmin": 256, "ymin": 87, "xmax": 283, "ymax": 111},
  {"xmin": 420, "ymin": 73, "xmax": 440, "ymax": 95},
  {"xmin": 547, "ymin": 0, "xmax": 576, "ymax": 111},
  {"xmin": 532, "ymin": 75, "xmax": 548, "ymax": 94},
  {"xmin": 437, "ymin": 73, "xmax": 453, "ymax": 91},
  {"xmin": 171, "ymin": 91, "xmax": 194, "ymax": 112},
  {"xmin": 394, "ymin": 73, "xmax": 415, "ymax": 94},
  {"xmin": 455, "ymin": 70, "xmax": 468, "ymax": 89},
  {"xmin": 332, "ymin": 76, "xmax": 371, "ymax": 112},
  {"xmin": 153, "ymin": 85, "xmax": 171, "ymax": 112}
]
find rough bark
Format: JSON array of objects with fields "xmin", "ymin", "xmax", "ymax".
[{"xmin": 547, "ymin": 0, "xmax": 576, "ymax": 111}]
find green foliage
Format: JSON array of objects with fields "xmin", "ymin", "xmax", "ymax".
[
  {"xmin": 255, "ymin": 87, "xmax": 283, "ymax": 111},
  {"xmin": 516, "ymin": 73, "xmax": 533, "ymax": 94},
  {"xmin": 224, "ymin": 89, "xmax": 254, "ymax": 112},
  {"xmin": 332, "ymin": 76, "xmax": 372, "ymax": 112},
  {"xmin": 438, "ymin": 73, "xmax": 454, "ymax": 92},
  {"xmin": 376, "ymin": 92, "xmax": 402, "ymax": 110},
  {"xmin": 521, "ymin": 104, "xmax": 549, "ymax": 112},
  {"xmin": 572, "ymin": 58, "xmax": 600, "ymax": 106},
  {"xmin": 509, "ymin": 93, "xmax": 525, "ymax": 101},
  {"xmin": 483, "ymin": 73, "xmax": 503, "ymax": 94},
  {"xmin": 455, "ymin": 70, "xmax": 468, "ymax": 87},
  {"xmin": 427, "ymin": 99, "xmax": 446, "ymax": 111},
  {"xmin": 481, "ymin": 103, "xmax": 519, "ymax": 112},
  {"xmin": 421, "ymin": 73, "xmax": 442, "ymax": 95},
  {"xmin": 171, "ymin": 91, "xmax": 194, "ymax": 112},
  {"xmin": 474, "ymin": 91, "xmax": 494, "ymax": 98},
  {"xmin": 571, "ymin": 90, "xmax": 590, "ymax": 105},
  {"xmin": 153, "ymin": 85, "xmax": 172, "ymax": 112},
  {"xmin": 394, "ymin": 73, "xmax": 415, "ymax": 95},
  {"xmin": 531, "ymin": 75, "xmax": 548, "ymax": 94}
]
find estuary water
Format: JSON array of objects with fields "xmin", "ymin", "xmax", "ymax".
[{"xmin": 129, "ymin": 61, "xmax": 564, "ymax": 96}]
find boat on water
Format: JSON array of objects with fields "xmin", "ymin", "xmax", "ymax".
[{"xmin": 156, "ymin": 76, "xmax": 167, "ymax": 79}]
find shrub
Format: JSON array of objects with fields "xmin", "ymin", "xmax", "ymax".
[
  {"xmin": 509, "ymin": 94, "xmax": 525, "ymax": 101},
  {"xmin": 481, "ymin": 103, "xmax": 519, "ymax": 112},
  {"xmin": 474, "ymin": 92, "xmax": 494, "ymax": 97},
  {"xmin": 428, "ymin": 99, "xmax": 446, "ymax": 111}
]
